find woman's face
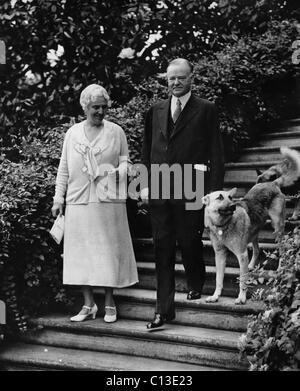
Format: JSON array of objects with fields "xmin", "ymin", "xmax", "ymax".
[{"xmin": 86, "ymin": 96, "xmax": 108, "ymax": 126}]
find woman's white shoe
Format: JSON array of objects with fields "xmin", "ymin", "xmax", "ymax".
[
  {"xmin": 70, "ymin": 304, "xmax": 98, "ymax": 322},
  {"xmin": 104, "ymin": 306, "xmax": 117, "ymax": 323}
]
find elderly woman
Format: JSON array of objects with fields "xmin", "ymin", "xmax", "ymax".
[{"xmin": 51, "ymin": 84, "xmax": 138, "ymax": 323}]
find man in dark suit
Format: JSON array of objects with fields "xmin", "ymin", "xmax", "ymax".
[{"xmin": 141, "ymin": 58, "xmax": 225, "ymax": 330}]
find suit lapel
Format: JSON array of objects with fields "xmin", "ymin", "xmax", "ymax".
[
  {"xmin": 170, "ymin": 94, "xmax": 199, "ymax": 139},
  {"xmin": 157, "ymin": 97, "xmax": 171, "ymax": 140}
]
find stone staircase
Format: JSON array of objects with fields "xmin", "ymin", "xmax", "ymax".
[{"xmin": 1, "ymin": 118, "xmax": 300, "ymax": 371}]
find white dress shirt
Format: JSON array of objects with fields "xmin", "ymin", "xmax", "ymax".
[{"xmin": 170, "ymin": 91, "xmax": 192, "ymax": 118}]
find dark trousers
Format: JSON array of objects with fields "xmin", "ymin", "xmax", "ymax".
[{"xmin": 149, "ymin": 201, "xmax": 206, "ymax": 318}]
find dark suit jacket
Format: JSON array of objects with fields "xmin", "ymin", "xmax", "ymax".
[{"xmin": 141, "ymin": 94, "xmax": 225, "ymax": 203}]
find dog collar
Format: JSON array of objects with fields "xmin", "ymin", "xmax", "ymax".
[{"xmin": 210, "ymin": 221, "xmax": 231, "ymax": 236}]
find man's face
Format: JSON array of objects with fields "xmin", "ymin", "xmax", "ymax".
[{"xmin": 167, "ymin": 63, "xmax": 192, "ymax": 97}]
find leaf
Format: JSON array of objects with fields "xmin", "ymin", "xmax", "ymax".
[
  {"xmin": 63, "ymin": 31, "xmax": 72, "ymax": 39},
  {"xmin": 291, "ymin": 300, "xmax": 300, "ymax": 309}
]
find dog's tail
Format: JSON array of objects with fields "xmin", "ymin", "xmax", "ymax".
[{"xmin": 274, "ymin": 147, "xmax": 300, "ymax": 188}]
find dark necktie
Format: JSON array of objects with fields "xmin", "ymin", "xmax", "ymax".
[{"xmin": 172, "ymin": 99, "xmax": 182, "ymax": 123}]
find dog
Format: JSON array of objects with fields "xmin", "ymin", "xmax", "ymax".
[
  {"xmin": 202, "ymin": 147, "xmax": 300, "ymax": 304},
  {"xmin": 256, "ymin": 147, "xmax": 300, "ymax": 221}
]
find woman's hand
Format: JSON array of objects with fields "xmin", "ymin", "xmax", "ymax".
[
  {"xmin": 51, "ymin": 202, "xmax": 63, "ymax": 218},
  {"xmin": 108, "ymin": 167, "xmax": 120, "ymax": 182},
  {"xmin": 108, "ymin": 163, "xmax": 128, "ymax": 183}
]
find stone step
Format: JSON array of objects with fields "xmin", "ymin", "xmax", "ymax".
[
  {"xmin": 225, "ymin": 167, "xmax": 300, "ymax": 187},
  {"xmin": 271, "ymin": 122, "xmax": 300, "ymax": 134},
  {"xmin": 87, "ymin": 288, "xmax": 263, "ymax": 332},
  {"xmin": 224, "ymin": 162, "xmax": 277, "ymax": 185},
  {"xmin": 225, "ymin": 168, "xmax": 265, "ymax": 185},
  {"xmin": 258, "ymin": 130, "xmax": 300, "ymax": 147},
  {"xmin": 134, "ymin": 238, "xmax": 277, "ymax": 268},
  {"xmin": 242, "ymin": 145, "xmax": 300, "ymax": 153},
  {"xmin": 261, "ymin": 129, "xmax": 300, "ymax": 139},
  {"xmin": 281, "ymin": 117, "xmax": 300, "ymax": 124},
  {"xmin": 21, "ymin": 315, "xmax": 246, "ymax": 370},
  {"xmin": 136, "ymin": 262, "xmax": 241, "ymax": 297},
  {"xmin": 225, "ymin": 160, "xmax": 279, "ymax": 170},
  {"xmin": 224, "ymin": 164, "xmax": 288, "ymax": 185},
  {"xmin": 236, "ymin": 145, "xmax": 300, "ymax": 163},
  {"xmin": 0, "ymin": 342, "xmax": 211, "ymax": 371},
  {"xmin": 279, "ymin": 118, "xmax": 300, "ymax": 130}
]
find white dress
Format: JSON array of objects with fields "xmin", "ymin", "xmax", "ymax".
[{"xmin": 58, "ymin": 120, "xmax": 138, "ymax": 287}]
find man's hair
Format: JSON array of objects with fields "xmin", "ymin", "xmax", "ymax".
[{"xmin": 167, "ymin": 58, "xmax": 194, "ymax": 74}]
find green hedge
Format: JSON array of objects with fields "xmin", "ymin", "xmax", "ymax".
[
  {"xmin": 0, "ymin": 121, "xmax": 75, "ymax": 333},
  {"xmin": 239, "ymin": 228, "xmax": 300, "ymax": 371}
]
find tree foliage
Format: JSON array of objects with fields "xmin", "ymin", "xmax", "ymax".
[
  {"xmin": 109, "ymin": 20, "xmax": 300, "ymax": 161},
  {"xmin": 1, "ymin": 0, "xmax": 300, "ymax": 144}
]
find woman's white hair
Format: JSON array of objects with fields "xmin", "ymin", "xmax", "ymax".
[{"xmin": 80, "ymin": 84, "xmax": 111, "ymax": 112}]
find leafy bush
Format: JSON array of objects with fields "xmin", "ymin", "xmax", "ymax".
[
  {"xmin": 239, "ymin": 228, "xmax": 300, "ymax": 371},
  {"xmin": 0, "ymin": 119, "xmax": 75, "ymax": 333}
]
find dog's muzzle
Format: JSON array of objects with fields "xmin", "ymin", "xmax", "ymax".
[{"xmin": 218, "ymin": 204, "xmax": 236, "ymax": 216}]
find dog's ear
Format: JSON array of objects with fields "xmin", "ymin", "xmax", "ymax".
[
  {"xmin": 256, "ymin": 169, "xmax": 263, "ymax": 176},
  {"xmin": 228, "ymin": 187, "xmax": 237, "ymax": 197},
  {"xmin": 201, "ymin": 195, "xmax": 210, "ymax": 206}
]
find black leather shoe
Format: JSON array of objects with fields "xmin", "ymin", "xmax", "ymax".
[
  {"xmin": 146, "ymin": 314, "xmax": 165, "ymax": 330},
  {"xmin": 146, "ymin": 313, "xmax": 175, "ymax": 330},
  {"xmin": 187, "ymin": 290, "xmax": 202, "ymax": 300}
]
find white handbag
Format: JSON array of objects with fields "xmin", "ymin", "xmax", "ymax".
[{"xmin": 49, "ymin": 214, "xmax": 65, "ymax": 244}]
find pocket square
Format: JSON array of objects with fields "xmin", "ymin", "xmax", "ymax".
[
  {"xmin": 50, "ymin": 215, "xmax": 65, "ymax": 244},
  {"xmin": 194, "ymin": 164, "xmax": 207, "ymax": 171}
]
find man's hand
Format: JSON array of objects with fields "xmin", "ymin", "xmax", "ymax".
[
  {"xmin": 140, "ymin": 187, "xmax": 149, "ymax": 206},
  {"xmin": 138, "ymin": 187, "xmax": 149, "ymax": 215},
  {"xmin": 51, "ymin": 202, "xmax": 63, "ymax": 217}
]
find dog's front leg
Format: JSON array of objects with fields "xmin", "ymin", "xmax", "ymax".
[
  {"xmin": 206, "ymin": 248, "xmax": 227, "ymax": 303},
  {"xmin": 235, "ymin": 250, "xmax": 248, "ymax": 305},
  {"xmin": 290, "ymin": 197, "xmax": 300, "ymax": 221},
  {"xmin": 248, "ymin": 237, "xmax": 259, "ymax": 270}
]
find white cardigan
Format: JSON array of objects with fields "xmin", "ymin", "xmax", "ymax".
[{"xmin": 53, "ymin": 119, "xmax": 129, "ymax": 204}]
